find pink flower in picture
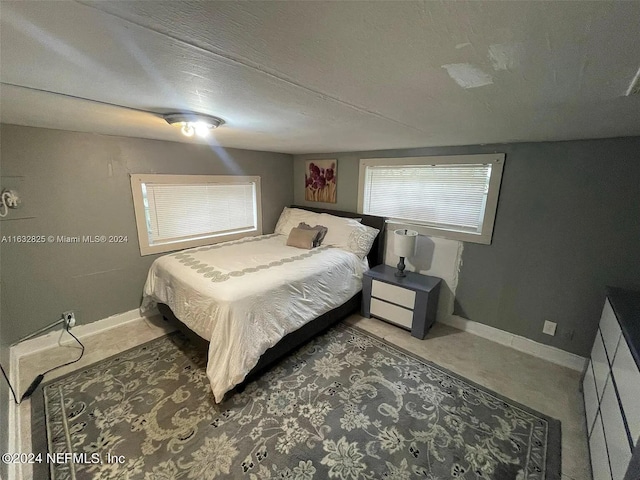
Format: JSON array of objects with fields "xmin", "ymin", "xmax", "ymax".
[{"xmin": 305, "ymin": 160, "xmax": 337, "ymax": 203}]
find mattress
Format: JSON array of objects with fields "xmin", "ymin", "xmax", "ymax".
[{"xmin": 141, "ymin": 233, "xmax": 367, "ymax": 401}]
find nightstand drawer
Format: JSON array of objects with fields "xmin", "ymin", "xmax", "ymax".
[
  {"xmin": 370, "ymin": 298, "xmax": 413, "ymax": 329},
  {"xmin": 372, "ymin": 280, "xmax": 416, "ymax": 309}
]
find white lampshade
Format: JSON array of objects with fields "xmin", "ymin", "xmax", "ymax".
[{"xmin": 393, "ymin": 229, "xmax": 418, "ymax": 258}]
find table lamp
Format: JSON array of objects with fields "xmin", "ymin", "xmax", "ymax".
[{"xmin": 393, "ymin": 229, "xmax": 418, "ymax": 277}]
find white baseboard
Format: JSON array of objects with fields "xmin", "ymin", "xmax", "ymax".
[
  {"xmin": 7, "ymin": 307, "xmax": 164, "ymax": 480},
  {"xmin": 10, "ymin": 307, "xmax": 159, "ymax": 361},
  {"xmin": 10, "ymin": 307, "xmax": 163, "ymax": 384},
  {"xmin": 440, "ymin": 315, "xmax": 588, "ymax": 372}
]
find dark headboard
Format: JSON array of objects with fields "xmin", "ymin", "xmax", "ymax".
[{"xmin": 290, "ymin": 205, "xmax": 386, "ymax": 268}]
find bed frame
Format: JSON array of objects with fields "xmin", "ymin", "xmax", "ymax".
[{"xmin": 158, "ymin": 206, "xmax": 386, "ymax": 394}]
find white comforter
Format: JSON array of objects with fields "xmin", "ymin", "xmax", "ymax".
[{"xmin": 142, "ymin": 234, "xmax": 366, "ymax": 402}]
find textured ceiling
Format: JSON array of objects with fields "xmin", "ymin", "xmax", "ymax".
[{"xmin": 1, "ymin": 1, "xmax": 639, "ymax": 154}]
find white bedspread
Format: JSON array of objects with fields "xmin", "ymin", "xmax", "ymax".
[{"xmin": 142, "ymin": 234, "xmax": 366, "ymax": 402}]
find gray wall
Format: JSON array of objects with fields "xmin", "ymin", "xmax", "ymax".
[
  {"xmin": 0, "ymin": 126, "xmax": 8, "ymax": 475},
  {"xmin": 0, "ymin": 225, "xmax": 6, "ymax": 478},
  {"xmin": 0, "ymin": 124, "xmax": 293, "ymax": 345},
  {"xmin": 294, "ymin": 137, "xmax": 640, "ymax": 357}
]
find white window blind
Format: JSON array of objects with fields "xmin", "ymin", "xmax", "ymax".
[
  {"xmin": 144, "ymin": 183, "xmax": 257, "ymax": 245},
  {"xmin": 358, "ymin": 154, "xmax": 504, "ymax": 244},
  {"xmin": 363, "ymin": 164, "xmax": 491, "ymax": 233},
  {"xmin": 130, "ymin": 174, "xmax": 262, "ymax": 255}
]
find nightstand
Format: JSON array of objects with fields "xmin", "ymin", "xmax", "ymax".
[{"xmin": 362, "ymin": 264, "xmax": 441, "ymax": 339}]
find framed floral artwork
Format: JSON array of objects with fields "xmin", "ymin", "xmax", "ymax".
[{"xmin": 304, "ymin": 159, "xmax": 337, "ymax": 203}]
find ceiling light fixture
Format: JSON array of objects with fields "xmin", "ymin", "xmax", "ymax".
[{"xmin": 164, "ymin": 112, "xmax": 224, "ymax": 138}]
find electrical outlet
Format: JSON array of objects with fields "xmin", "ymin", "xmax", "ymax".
[
  {"xmin": 62, "ymin": 311, "xmax": 76, "ymax": 328},
  {"xmin": 543, "ymin": 320, "xmax": 557, "ymax": 336}
]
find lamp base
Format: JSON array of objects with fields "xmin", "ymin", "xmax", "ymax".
[{"xmin": 395, "ymin": 257, "xmax": 407, "ymax": 277}]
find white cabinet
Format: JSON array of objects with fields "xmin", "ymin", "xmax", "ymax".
[
  {"xmin": 612, "ymin": 338, "xmax": 640, "ymax": 444},
  {"xmin": 590, "ymin": 414, "xmax": 612, "ymax": 480},
  {"xmin": 600, "ymin": 377, "xmax": 633, "ymax": 480},
  {"xmin": 591, "ymin": 331, "xmax": 611, "ymax": 402},
  {"xmin": 600, "ymin": 300, "xmax": 622, "ymax": 362},
  {"xmin": 583, "ymin": 361, "xmax": 599, "ymax": 436},
  {"xmin": 583, "ymin": 290, "xmax": 640, "ymax": 480}
]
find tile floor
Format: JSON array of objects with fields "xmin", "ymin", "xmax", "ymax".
[
  {"xmin": 14, "ymin": 315, "xmax": 176, "ymax": 480},
  {"xmin": 13, "ymin": 314, "xmax": 590, "ymax": 480},
  {"xmin": 346, "ymin": 315, "xmax": 591, "ymax": 480}
]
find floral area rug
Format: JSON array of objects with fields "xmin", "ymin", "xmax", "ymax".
[{"xmin": 33, "ymin": 325, "xmax": 561, "ymax": 480}]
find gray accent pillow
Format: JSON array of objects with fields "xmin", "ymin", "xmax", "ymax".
[
  {"xmin": 297, "ymin": 222, "xmax": 328, "ymax": 247},
  {"xmin": 286, "ymin": 227, "xmax": 318, "ymax": 249}
]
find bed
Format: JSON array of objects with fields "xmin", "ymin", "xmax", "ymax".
[{"xmin": 142, "ymin": 206, "xmax": 385, "ymax": 402}]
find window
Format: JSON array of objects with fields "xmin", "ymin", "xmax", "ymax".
[
  {"xmin": 358, "ymin": 154, "xmax": 504, "ymax": 244},
  {"xmin": 131, "ymin": 174, "xmax": 262, "ymax": 255}
]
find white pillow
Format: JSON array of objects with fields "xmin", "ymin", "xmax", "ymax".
[
  {"xmin": 274, "ymin": 207, "xmax": 323, "ymax": 236},
  {"xmin": 319, "ymin": 213, "xmax": 379, "ymax": 258}
]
